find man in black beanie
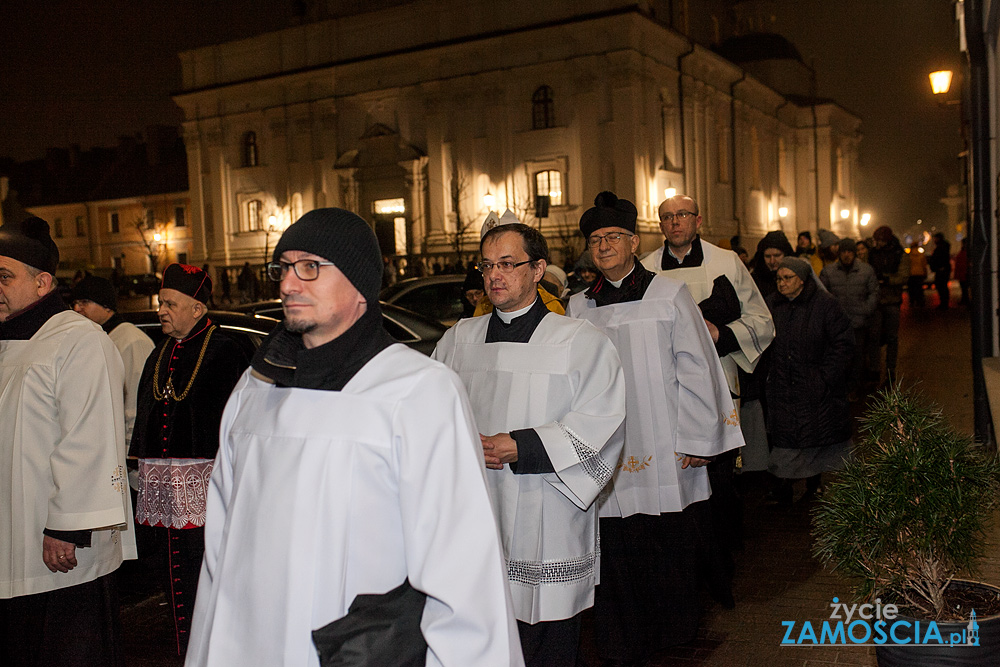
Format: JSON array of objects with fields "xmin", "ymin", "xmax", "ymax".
[
  {"xmin": 186, "ymin": 208, "xmax": 522, "ymax": 666},
  {"xmin": 0, "ymin": 216, "xmax": 136, "ymax": 666},
  {"xmin": 129, "ymin": 263, "xmax": 249, "ymax": 657}
]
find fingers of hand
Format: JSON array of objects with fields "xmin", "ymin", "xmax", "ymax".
[{"xmin": 44, "ymin": 550, "xmax": 76, "ymax": 573}]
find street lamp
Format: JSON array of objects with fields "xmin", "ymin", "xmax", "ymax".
[
  {"xmin": 664, "ymin": 187, "xmax": 676, "ymax": 199},
  {"xmin": 860, "ymin": 213, "xmax": 871, "ymax": 226},
  {"xmin": 778, "ymin": 206, "xmax": 788, "ymax": 218},
  {"xmin": 929, "ymin": 70, "xmax": 954, "ymax": 95},
  {"xmin": 840, "ymin": 209, "xmax": 850, "ymax": 220},
  {"xmin": 483, "ymin": 191, "xmax": 495, "ymax": 211}
]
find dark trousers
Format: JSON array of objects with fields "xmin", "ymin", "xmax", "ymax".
[
  {"xmin": 517, "ymin": 614, "xmax": 581, "ymax": 667},
  {"xmin": 138, "ymin": 524, "xmax": 205, "ymax": 656},
  {"xmin": 935, "ymin": 273, "xmax": 951, "ymax": 308},
  {"xmin": 869, "ymin": 303, "xmax": 900, "ymax": 379},
  {"xmin": 907, "ymin": 275, "xmax": 925, "ymax": 307},
  {"xmin": 0, "ymin": 572, "xmax": 124, "ymax": 667}
]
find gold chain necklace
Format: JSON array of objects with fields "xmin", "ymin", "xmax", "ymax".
[{"xmin": 152, "ymin": 325, "xmax": 216, "ymax": 401}]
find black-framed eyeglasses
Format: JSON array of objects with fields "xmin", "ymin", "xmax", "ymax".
[
  {"xmin": 477, "ymin": 259, "xmax": 533, "ymax": 274},
  {"xmin": 660, "ymin": 210, "xmax": 696, "ymax": 223},
  {"xmin": 266, "ymin": 259, "xmax": 335, "ymax": 282},
  {"xmin": 587, "ymin": 232, "xmax": 633, "ymax": 248}
]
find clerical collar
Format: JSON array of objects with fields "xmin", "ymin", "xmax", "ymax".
[
  {"xmin": 0, "ymin": 290, "xmax": 68, "ymax": 341},
  {"xmin": 496, "ymin": 300, "xmax": 535, "ymax": 324},
  {"xmin": 485, "ymin": 296, "xmax": 549, "ymax": 344},
  {"xmin": 661, "ymin": 236, "xmax": 705, "ymax": 270},
  {"xmin": 584, "ymin": 260, "xmax": 655, "ymax": 307},
  {"xmin": 252, "ymin": 303, "xmax": 394, "ymax": 391}
]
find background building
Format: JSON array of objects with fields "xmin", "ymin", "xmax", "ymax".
[{"xmin": 172, "ymin": 0, "xmax": 861, "ymax": 276}]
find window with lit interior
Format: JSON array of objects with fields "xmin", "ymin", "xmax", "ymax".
[
  {"xmin": 243, "ymin": 200, "xmax": 263, "ymax": 233},
  {"xmin": 534, "ymin": 170, "xmax": 563, "ymax": 207}
]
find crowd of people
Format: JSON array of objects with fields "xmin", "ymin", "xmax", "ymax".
[{"xmin": 0, "ymin": 197, "xmax": 956, "ymax": 667}]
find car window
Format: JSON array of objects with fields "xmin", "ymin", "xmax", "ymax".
[
  {"xmin": 133, "ymin": 322, "xmax": 263, "ymax": 357},
  {"xmin": 394, "ymin": 284, "xmax": 465, "ymax": 323}
]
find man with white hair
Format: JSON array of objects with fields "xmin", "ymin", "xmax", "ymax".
[{"xmin": 0, "ymin": 216, "xmax": 135, "ymax": 666}]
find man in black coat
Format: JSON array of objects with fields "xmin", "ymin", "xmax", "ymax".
[
  {"xmin": 129, "ymin": 263, "xmax": 249, "ymax": 656},
  {"xmin": 765, "ymin": 257, "xmax": 855, "ymax": 506},
  {"xmin": 928, "ymin": 232, "xmax": 952, "ymax": 310}
]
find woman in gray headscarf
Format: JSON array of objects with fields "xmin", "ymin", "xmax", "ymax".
[{"xmin": 764, "ymin": 257, "xmax": 855, "ymax": 506}]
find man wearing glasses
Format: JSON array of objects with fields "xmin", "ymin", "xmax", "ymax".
[
  {"xmin": 433, "ymin": 221, "xmax": 625, "ymax": 667},
  {"xmin": 567, "ymin": 192, "xmax": 744, "ymax": 663},
  {"xmin": 641, "ymin": 194, "xmax": 774, "ymax": 601},
  {"xmin": 187, "ymin": 209, "xmax": 523, "ymax": 666}
]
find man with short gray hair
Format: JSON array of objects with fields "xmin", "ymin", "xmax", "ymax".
[{"xmin": 0, "ymin": 216, "xmax": 136, "ymax": 666}]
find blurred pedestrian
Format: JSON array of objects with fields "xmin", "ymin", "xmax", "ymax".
[
  {"xmin": 237, "ymin": 261, "xmax": 258, "ymax": 303},
  {"xmin": 817, "ymin": 230, "xmax": 841, "ymax": 270},
  {"xmin": 795, "ymin": 231, "xmax": 823, "ymax": 275},
  {"xmin": 434, "ymin": 221, "xmax": 625, "ymax": 667},
  {"xmin": 820, "ymin": 238, "xmax": 878, "ymax": 400},
  {"xmin": 129, "ymin": 264, "xmax": 250, "ymax": 656},
  {"xmin": 855, "ymin": 239, "xmax": 870, "ymax": 263},
  {"xmin": 461, "ymin": 263, "xmax": 485, "ymax": 317},
  {"xmin": 907, "ymin": 242, "xmax": 928, "ymax": 308},
  {"xmin": 187, "ymin": 209, "xmax": 523, "ymax": 667},
  {"xmin": 954, "ymin": 238, "xmax": 970, "ymax": 306},
  {"xmin": 928, "ymin": 232, "xmax": 952, "ymax": 310},
  {"xmin": 750, "ymin": 231, "xmax": 795, "ymax": 301},
  {"xmin": 70, "ymin": 275, "xmax": 155, "ymax": 449},
  {"xmin": 0, "ymin": 216, "xmax": 136, "ymax": 667},
  {"xmin": 867, "ymin": 226, "xmax": 907, "ymax": 386},
  {"xmin": 567, "ymin": 192, "xmax": 743, "ymax": 662},
  {"xmin": 568, "ymin": 249, "xmax": 599, "ymax": 295},
  {"xmin": 766, "ymin": 257, "xmax": 854, "ymax": 506}
]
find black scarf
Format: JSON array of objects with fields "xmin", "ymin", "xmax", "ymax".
[
  {"xmin": 660, "ymin": 235, "xmax": 705, "ymax": 270},
  {"xmin": 485, "ymin": 296, "xmax": 550, "ymax": 344},
  {"xmin": 584, "ymin": 260, "xmax": 655, "ymax": 306},
  {"xmin": 252, "ymin": 304, "xmax": 394, "ymax": 391},
  {"xmin": 101, "ymin": 313, "xmax": 124, "ymax": 334},
  {"xmin": 0, "ymin": 290, "xmax": 68, "ymax": 340}
]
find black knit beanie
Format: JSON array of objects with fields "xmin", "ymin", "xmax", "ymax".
[
  {"xmin": 273, "ymin": 208, "xmax": 383, "ymax": 302},
  {"xmin": 0, "ymin": 216, "xmax": 59, "ymax": 274},
  {"xmin": 579, "ymin": 191, "xmax": 638, "ymax": 238},
  {"xmin": 70, "ymin": 275, "xmax": 118, "ymax": 311}
]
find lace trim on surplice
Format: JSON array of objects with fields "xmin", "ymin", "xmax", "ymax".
[
  {"xmin": 135, "ymin": 458, "xmax": 213, "ymax": 529},
  {"xmin": 558, "ymin": 422, "xmax": 614, "ymax": 487}
]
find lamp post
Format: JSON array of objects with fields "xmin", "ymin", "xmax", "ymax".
[{"xmin": 930, "ymin": 66, "xmax": 993, "ymax": 446}]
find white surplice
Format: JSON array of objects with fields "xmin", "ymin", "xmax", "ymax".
[
  {"xmin": 432, "ymin": 313, "xmax": 625, "ymax": 624},
  {"xmin": 186, "ymin": 344, "xmax": 523, "ymax": 667},
  {"xmin": 566, "ymin": 276, "xmax": 745, "ymax": 517},
  {"xmin": 641, "ymin": 240, "xmax": 774, "ymax": 395},
  {"xmin": 108, "ymin": 320, "xmax": 154, "ymax": 445},
  {"xmin": 0, "ymin": 311, "xmax": 136, "ymax": 599}
]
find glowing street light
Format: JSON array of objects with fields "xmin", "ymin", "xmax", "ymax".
[
  {"xmin": 860, "ymin": 213, "xmax": 871, "ymax": 226},
  {"xmin": 664, "ymin": 187, "xmax": 676, "ymax": 199},
  {"xmin": 483, "ymin": 191, "xmax": 495, "ymax": 210},
  {"xmin": 840, "ymin": 209, "xmax": 850, "ymax": 220},
  {"xmin": 778, "ymin": 206, "xmax": 789, "ymax": 218},
  {"xmin": 929, "ymin": 70, "xmax": 954, "ymax": 96}
]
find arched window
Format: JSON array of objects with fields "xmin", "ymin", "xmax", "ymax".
[
  {"xmin": 532, "ymin": 86, "xmax": 555, "ymax": 130},
  {"xmin": 243, "ymin": 131, "xmax": 259, "ymax": 167},
  {"xmin": 534, "ymin": 170, "xmax": 563, "ymax": 207}
]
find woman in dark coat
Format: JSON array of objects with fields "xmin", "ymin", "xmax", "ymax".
[
  {"xmin": 765, "ymin": 257, "xmax": 855, "ymax": 505},
  {"xmin": 750, "ymin": 230, "xmax": 795, "ymax": 301}
]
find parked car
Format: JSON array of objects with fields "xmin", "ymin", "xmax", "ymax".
[
  {"xmin": 234, "ymin": 300, "xmax": 447, "ymax": 356},
  {"xmin": 379, "ymin": 275, "xmax": 469, "ymax": 326},
  {"xmin": 120, "ymin": 310, "xmax": 280, "ymax": 361}
]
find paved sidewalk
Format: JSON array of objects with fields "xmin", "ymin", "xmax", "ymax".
[
  {"xmin": 616, "ymin": 292, "xmax": 999, "ymax": 667},
  {"xmin": 120, "ymin": 288, "xmax": 998, "ymax": 666}
]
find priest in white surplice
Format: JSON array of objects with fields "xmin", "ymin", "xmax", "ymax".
[
  {"xmin": 186, "ymin": 209, "xmax": 523, "ymax": 667},
  {"xmin": 642, "ymin": 194, "xmax": 775, "ymax": 601},
  {"xmin": 433, "ymin": 221, "xmax": 625, "ymax": 667},
  {"xmin": 566, "ymin": 192, "xmax": 744, "ymax": 664}
]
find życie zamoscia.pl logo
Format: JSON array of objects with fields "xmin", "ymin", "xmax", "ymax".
[{"xmin": 781, "ymin": 597, "xmax": 980, "ymax": 647}]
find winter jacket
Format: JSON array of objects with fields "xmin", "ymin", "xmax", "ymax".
[
  {"xmin": 765, "ymin": 279, "xmax": 854, "ymax": 450},
  {"xmin": 819, "ymin": 260, "xmax": 879, "ymax": 329},
  {"xmin": 868, "ymin": 239, "xmax": 908, "ymax": 305}
]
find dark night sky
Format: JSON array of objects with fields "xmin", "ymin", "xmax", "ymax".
[{"xmin": 0, "ymin": 1, "xmax": 965, "ymax": 235}]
